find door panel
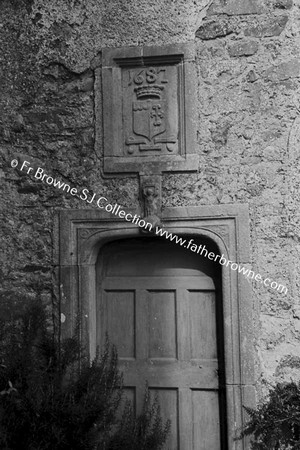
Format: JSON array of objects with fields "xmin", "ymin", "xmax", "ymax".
[
  {"xmin": 192, "ymin": 390, "xmax": 221, "ymax": 450},
  {"xmin": 189, "ymin": 291, "xmax": 217, "ymax": 360},
  {"xmin": 150, "ymin": 388, "xmax": 179, "ymax": 449},
  {"xmin": 97, "ymin": 239, "xmax": 225, "ymax": 449},
  {"xmin": 103, "ymin": 290, "xmax": 135, "ymax": 358},
  {"xmin": 149, "ymin": 291, "xmax": 177, "ymax": 358}
]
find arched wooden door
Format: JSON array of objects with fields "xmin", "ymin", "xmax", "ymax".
[{"xmin": 96, "ymin": 237, "xmax": 227, "ymax": 449}]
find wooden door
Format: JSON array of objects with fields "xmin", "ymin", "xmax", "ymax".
[{"xmin": 96, "ymin": 238, "xmax": 226, "ymax": 450}]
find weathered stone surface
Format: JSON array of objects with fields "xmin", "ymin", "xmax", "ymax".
[
  {"xmin": 244, "ymin": 15, "xmax": 289, "ymax": 37},
  {"xmin": 208, "ymin": 0, "xmax": 264, "ymax": 16},
  {"xmin": 28, "ymin": 0, "xmax": 213, "ymax": 73},
  {"xmin": 264, "ymin": 59, "xmax": 300, "ymax": 81},
  {"xmin": 1, "ymin": 0, "xmax": 300, "ymax": 421},
  {"xmin": 247, "ymin": 69, "xmax": 259, "ymax": 82},
  {"xmin": 196, "ymin": 19, "xmax": 235, "ymax": 40},
  {"xmin": 210, "ymin": 121, "xmax": 231, "ymax": 148},
  {"xmin": 228, "ymin": 40, "xmax": 259, "ymax": 57},
  {"xmin": 273, "ymin": 0, "xmax": 293, "ymax": 9}
]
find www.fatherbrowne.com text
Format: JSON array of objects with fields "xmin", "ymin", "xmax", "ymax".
[{"xmin": 12, "ymin": 159, "xmax": 288, "ymax": 295}]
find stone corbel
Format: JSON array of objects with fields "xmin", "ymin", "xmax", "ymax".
[{"xmin": 139, "ymin": 174, "xmax": 162, "ymax": 232}]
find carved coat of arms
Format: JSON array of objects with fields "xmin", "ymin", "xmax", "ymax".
[{"xmin": 125, "ymin": 67, "xmax": 178, "ymax": 155}]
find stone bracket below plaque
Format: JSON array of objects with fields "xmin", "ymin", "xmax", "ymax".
[
  {"xmin": 98, "ymin": 43, "xmax": 198, "ymax": 174},
  {"xmin": 139, "ymin": 174, "xmax": 162, "ymax": 231}
]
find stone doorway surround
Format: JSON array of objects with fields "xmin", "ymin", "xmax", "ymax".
[{"xmin": 59, "ymin": 203, "xmax": 254, "ymax": 449}]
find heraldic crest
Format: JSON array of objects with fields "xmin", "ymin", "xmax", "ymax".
[{"xmin": 125, "ymin": 66, "xmax": 178, "ymax": 155}]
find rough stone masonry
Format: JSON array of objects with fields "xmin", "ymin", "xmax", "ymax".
[{"xmin": 0, "ymin": 0, "xmax": 300, "ymax": 413}]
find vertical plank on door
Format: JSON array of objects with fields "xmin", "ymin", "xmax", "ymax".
[
  {"xmin": 176, "ymin": 288, "xmax": 191, "ymax": 362},
  {"xmin": 192, "ymin": 390, "xmax": 221, "ymax": 450},
  {"xmin": 136, "ymin": 289, "xmax": 149, "ymax": 360},
  {"xmin": 189, "ymin": 291, "xmax": 217, "ymax": 360},
  {"xmin": 179, "ymin": 388, "xmax": 193, "ymax": 450},
  {"xmin": 102, "ymin": 290, "xmax": 135, "ymax": 358},
  {"xmin": 117, "ymin": 387, "xmax": 136, "ymax": 420},
  {"xmin": 148, "ymin": 290, "xmax": 177, "ymax": 359},
  {"xmin": 135, "ymin": 289, "xmax": 150, "ymax": 413},
  {"xmin": 150, "ymin": 388, "xmax": 179, "ymax": 450}
]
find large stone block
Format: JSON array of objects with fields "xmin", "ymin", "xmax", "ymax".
[
  {"xmin": 208, "ymin": 0, "xmax": 264, "ymax": 16},
  {"xmin": 244, "ymin": 15, "xmax": 289, "ymax": 37},
  {"xmin": 264, "ymin": 59, "xmax": 300, "ymax": 81},
  {"xmin": 196, "ymin": 18, "xmax": 235, "ymax": 40},
  {"xmin": 228, "ymin": 40, "xmax": 259, "ymax": 57}
]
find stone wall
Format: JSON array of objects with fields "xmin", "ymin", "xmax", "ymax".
[{"xmin": 1, "ymin": 0, "xmax": 300, "ymax": 396}]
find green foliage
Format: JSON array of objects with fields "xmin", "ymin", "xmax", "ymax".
[
  {"xmin": 237, "ymin": 382, "xmax": 300, "ymax": 449},
  {"xmin": 0, "ymin": 302, "xmax": 170, "ymax": 450}
]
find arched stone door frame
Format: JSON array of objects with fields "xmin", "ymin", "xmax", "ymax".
[{"xmin": 59, "ymin": 204, "xmax": 255, "ymax": 449}]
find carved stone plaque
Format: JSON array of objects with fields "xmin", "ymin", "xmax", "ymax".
[
  {"xmin": 101, "ymin": 44, "xmax": 198, "ymax": 174},
  {"xmin": 124, "ymin": 65, "xmax": 178, "ymax": 156}
]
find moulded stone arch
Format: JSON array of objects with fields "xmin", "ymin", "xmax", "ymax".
[{"xmin": 59, "ymin": 204, "xmax": 254, "ymax": 449}]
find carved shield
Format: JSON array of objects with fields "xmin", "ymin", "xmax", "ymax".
[{"xmin": 133, "ymin": 100, "xmax": 166, "ymax": 143}]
